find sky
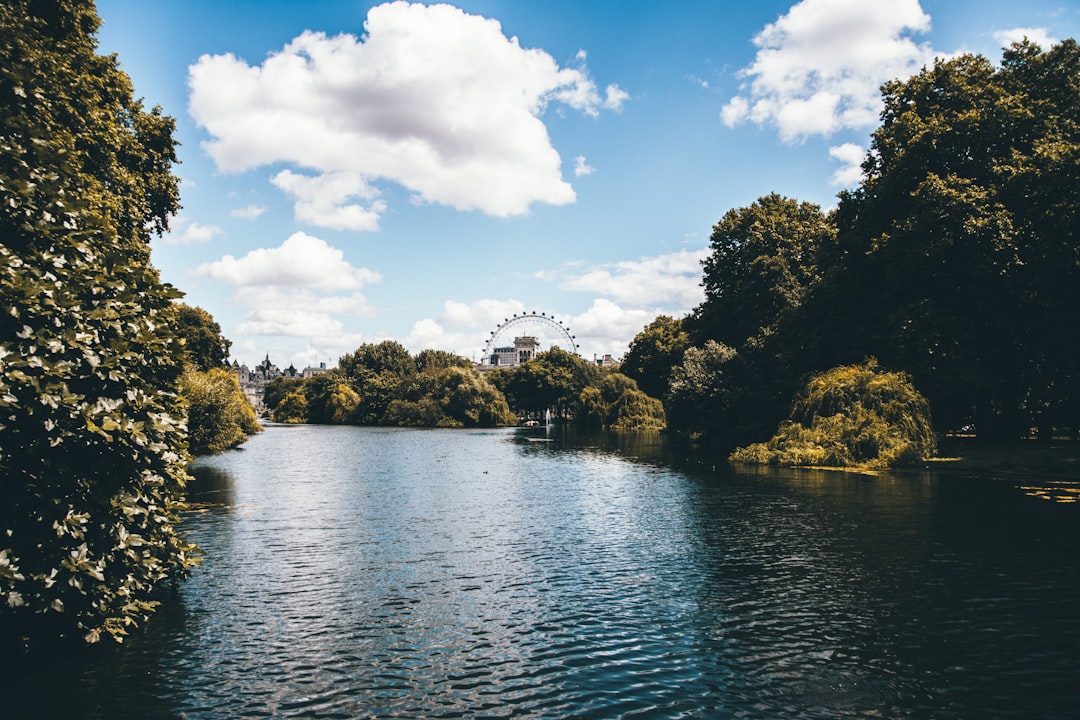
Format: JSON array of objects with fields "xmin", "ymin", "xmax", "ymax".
[{"xmin": 93, "ymin": 0, "xmax": 1079, "ymax": 370}]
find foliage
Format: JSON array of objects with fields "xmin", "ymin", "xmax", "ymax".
[
  {"xmin": 272, "ymin": 392, "xmax": 309, "ymax": 424},
  {"xmin": 263, "ymin": 375, "xmax": 305, "ymax": 414},
  {"xmin": 665, "ymin": 340, "xmax": 749, "ymax": 447},
  {"xmin": 730, "ymin": 360, "xmax": 936, "ymax": 468},
  {"xmin": 620, "ymin": 316, "xmax": 690, "ymax": 400},
  {"xmin": 263, "ymin": 344, "xmax": 516, "ymax": 428},
  {"xmin": 180, "ymin": 368, "xmax": 260, "ymax": 455},
  {"xmin": 809, "ymin": 40, "xmax": 1080, "ymax": 439},
  {"xmin": 691, "ymin": 193, "xmax": 832, "ymax": 350},
  {"xmin": 0, "ymin": 0, "xmax": 196, "ymax": 648},
  {"xmin": 608, "ymin": 389, "xmax": 666, "ymax": 431},
  {"xmin": 501, "ymin": 348, "xmax": 600, "ymax": 420},
  {"xmin": 173, "ymin": 304, "xmax": 230, "ymax": 372}
]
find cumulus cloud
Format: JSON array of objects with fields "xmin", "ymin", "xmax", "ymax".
[
  {"xmin": 188, "ymin": 1, "xmax": 627, "ymax": 224},
  {"xmin": 164, "ymin": 215, "xmax": 223, "ymax": 245},
  {"xmin": 829, "ymin": 142, "xmax": 866, "ymax": 186},
  {"xmin": 230, "ymin": 204, "xmax": 266, "ymax": 220},
  {"xmin": 570, "ymin": 299, "xmax": 659, "ymax": 360},
  {"xmin": 721, "ymin": 0, "xmax": 938, "ymax": 141},
  {"xmin": 271, "ymin": 170, "xmax": 386, "ymax": 231},
  {"xmin": 993, "ymin": 27, "xmax": 1057, "ymax": 50},
  {"xmin": 553, "ymin": 247, "xmax": 709, "ymax": 309},
  {"xmin": 195, "ymin": 233, "xmax": 381, "ymax": 352},
  {"xmin": 193, "ymin": 231, "xmax": 381, "ymax": 290}
]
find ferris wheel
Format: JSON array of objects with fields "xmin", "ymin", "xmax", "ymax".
[{"xmin": 481, "ymin": 311, "xmax": 578, "ymax": 363}]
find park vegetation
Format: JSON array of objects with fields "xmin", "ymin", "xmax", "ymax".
[
  {"xmin": 2, "ymin": 0, "xmax": 1078, "ymax": 651},
  {"xmin": 622, "ymin": 38, "xmax": 1080, "ymax": 466},
  {"xmin": 261, "ymin": 342, "xmax": 666, "ymax": 431},
  {"xmin": 1, "ymin": 0, "xmax": 198, "ymax": 649}
]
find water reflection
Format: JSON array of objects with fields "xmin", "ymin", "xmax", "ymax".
[{"xmin": 7, "ymin": 425, "xmax": 1080, "ymax": 719}]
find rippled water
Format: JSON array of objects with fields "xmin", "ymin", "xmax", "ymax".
[{"xmin": 9, "ymin": 425, "xmax": 1080, "ymax": 718}]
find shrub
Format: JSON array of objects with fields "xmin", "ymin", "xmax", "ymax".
[
  {"xmin": 180, "ymin": 368, "xmax": 261, "ymax": 455},
  {"xmin": 731, "ymin": 359, "xmax": 936, "ymax": 468}
]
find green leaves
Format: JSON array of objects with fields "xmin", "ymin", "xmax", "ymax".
[{"xmin": 1, "ymin": 0, "xmax": 194, "ymax": 650}]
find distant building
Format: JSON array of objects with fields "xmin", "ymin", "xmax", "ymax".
[
  {"xmin": 484, "ymin": 336, "xmax": 541, "ymax": 369},
  {"xmin": 595, "ymin": 354, "xmax": 619, "ymax": 368},
  {"xmin": 302, "ymin": 362, "xmax": 329, "ymax": 378},
  {"xmin": 233, "ymin": 353, "xmax": 300, "ymax": 415}
]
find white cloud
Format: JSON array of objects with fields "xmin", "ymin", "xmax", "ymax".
[
  {"xmin": 231, "ymin": 204, "xmax": 266, "ymax": 220},
  {"xmin": 722, "ymin": 0, "xmax": 938, "ymax": 141},
  {"xmin": 828, "ymin": 142, "xmax": 866, "ymax": 186},
  {"xmin": 164, "ymin": 215, "xmax": 223, "ymax": 245},
  {"xmin": 554, "ymin": 247, "xmax": 709, "ymax": 309},
  {"xmin": 188, "ymin": 1, "xmax": 627, "ymax": 222},
  {"xmin": 193, "ymin": 231, "xmax": 381, "ymax": 290},
  {"xmin": 574, "ymin": 155, "xmax": 595, "ymax": 177},
  {"xmin": 438, "ymin": 298, "xmax": 527, "ymax": 329},
  {"xmin": 271, "ymin": 170, "xmax": 386, "ymax": 231},
  {"xmin": 993, "ymin": 27, "xmax": 1057, "ymax": 50},
  {"xmin": 570, "ymin": 299, "xmax": 659, "ymax": 360}
]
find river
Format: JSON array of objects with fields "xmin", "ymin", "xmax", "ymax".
[{"xmin": 9, "ymin": 424, "xmax": 1080, "ymax": 718}]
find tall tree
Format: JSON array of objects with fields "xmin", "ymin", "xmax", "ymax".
[
  {"xmin": 174, "ymin": 304, "xmax": 231, "ymax": 371},
  {"xmin": 691, "ymin": 193, "xmax": 833, "ymax": 350},
  {"xmin": 621, "ymin": 316, "xmax": 689, "ymax": 400},
  {"xmin": 819, "ymin": 40, "xmax": 1080, "ymax": 439},
  {"xmin": 0, "ymin": 0, "xmax": 194, "ymax": 647}
]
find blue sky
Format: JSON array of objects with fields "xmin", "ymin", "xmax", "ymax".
[{"xmin": 94, "ymin": 0, "xmax": 1079, "ymax": 370}]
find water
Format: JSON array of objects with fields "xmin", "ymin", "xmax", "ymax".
[{"xmin": 7, "ymin": 425, "xmax": 1080, "ymax": 718}]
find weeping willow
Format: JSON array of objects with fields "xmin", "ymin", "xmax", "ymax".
[{"xmin": 731, "ymin": 359, "xmax": 936, "ymax": 468}]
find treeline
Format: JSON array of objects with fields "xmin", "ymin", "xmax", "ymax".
[
  {"xmin": 261, "ymin": 343, "xmax": 665, "ymax": 431},
  {"xmin": 622, "ymin": 39, "xmax": 1080, "ymax": 453}
]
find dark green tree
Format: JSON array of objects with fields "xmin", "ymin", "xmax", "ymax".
[
  {"xmin": 174, "ymin": 304, "xmax": 231, "ymax": 372},
  {"xmin": 816, "ymin": 40, "xmax": 1080, "ymax": 439},
  {"xmin": 691, "ymin": 193, "xmax": 832, "ymax": 350},
  {"xmin": 620, "ymin": 316, "xmax": 689, "ymax": 401},
  {"xmin": 0, "ymin": 0, "xmax": 195, "ymax": 647}
]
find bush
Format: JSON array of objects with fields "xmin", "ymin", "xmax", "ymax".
[
  {"xmin": 180, "ymin": 368, "xmax": 261, "ymax": 455},
  {"xmin": 730, "ymin": 359, "xmax": 936, "ymax": 468}
]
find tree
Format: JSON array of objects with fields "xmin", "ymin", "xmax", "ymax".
[
  {"xmin": 691, "ymin": 194, "xmax": 832, "ymax": 350},
  {"xmin": 502, "ymin": 348, "xmax": 599, "ymax": 420},
  {"xmin": 665, "ymin": 341, "xmax": 740, "ymax": 443},
  {"xmin": 1, "ymin": 0, "xmax": 195, "ymax": 648},
  {"xmin": 817, "ymin": 40, "xmax": 1080, "ymax": 439},
  {"xmin": 173, "ymin": 304, "xmax": 231, "ymax": 371},
  {"xmin": 272, "ymin": 392, "xmax": 309, "ymax": 424},
  {"xmin": 621, "ymin": 317, "xmax": 690, "ymax": 401},
  {"xmin": 730, "ymin": 360, "xmax": 936, "ymax": 468},
  {"xmin": 608, "ymin": 389, "xmax": 666, "ymax": 431},
  {"xmin": 180, "ymin": 368, "xmax": 261, "ymax": 455}
]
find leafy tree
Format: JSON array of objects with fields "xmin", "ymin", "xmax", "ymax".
[
  {"xmin": 272, "ymin": 392, "xmax": 309, "ymax": 424},
  {"xmin": 597, "ymin": 372, "xmax": 640, "ymax": 406},
  {"xmin": 730, "ymin": 360, "xmax": 936, "ymax": 468},
  {"xmin": 691, "ymin": 193, "xmax": 832, "ymax": 350},
  {"xmin": 173, "ymin": 304, "xmax": 230, "ymax": 371},
  {"xmin": 576, "ymin": 386, "xmax": 607, "ymax": 429},
  {"xmin": 180, "ymin": 368, "xmax": 260, "ymax": 455},
  {"xmin": 816, "ymin": 40, "xmax": 1080, "ymax": 439},
  {"xmin": 263, "ymin": 375, "xmax": 306, "ymax": 415},
  {"xmin": 608, "ymin": 389, "xmax": 666, "ymax": 431},
  {"xmin": 665, "ymin": 341, "xmax": 744, "ymax": 447},
  {"xmin": 621, "ymin": 316, "xmax": 690, "ymax": 400},
  {"xmin": 502, "ymin": 348, "xmax": 599, "ymax": 420},
  {"xmin": 415, "ymin": 349, "xmax": 472, "ymax": 374},
  {"xmin": 0, "ymin": 0, "xmax": 195, "ymax": 647}
]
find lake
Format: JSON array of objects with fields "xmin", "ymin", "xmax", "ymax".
[{"xmin": 8, "ymin": 424, "xmax": 1080, "ymax": 718}]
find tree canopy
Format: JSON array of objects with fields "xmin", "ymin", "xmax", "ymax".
[
  {"xmin": 1, "ymin": 0, "xmax": 195, "ymax": 648},
  {"xmin": 658, "ymin": 39, "xmax": 1080, "ymax": 450}
]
